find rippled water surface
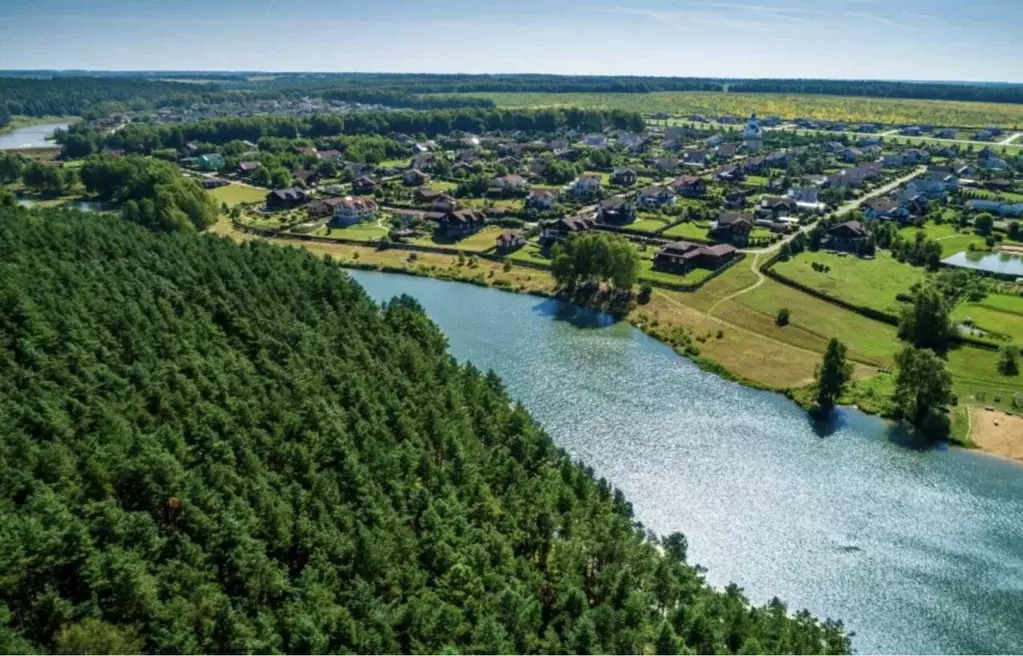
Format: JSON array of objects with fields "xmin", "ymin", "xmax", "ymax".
[
  {"xmin": 0, "ymin": 122, "xmax": 70, "ymax": 150},
  {"xmin": 350, "ymin": 270, "xmax": 1023, "ymax": 654}
]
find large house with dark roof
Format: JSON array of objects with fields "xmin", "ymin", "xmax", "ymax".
[
  {"xmin": 266, "ymin": 188, "xmax": 309, "ymax": 210},
  {"xmin": 597, "ymin": 196, "xmax": 636, "ymax": 223},
  {"xmin": 654, "ymin": 241, "xmax": 738, "ymax": 274},
  {"xmin": 713, "ymin": 212, "xmax": 754, "ymax": 245},
  {"xmin": 433, "ymin": 210, "xmax": 487, "ymax": 238},
  {"xmin": 827, "ymin": 220, "xmax": 871, "ymax": 252},
  {"xmin": 541, "ymin": 215, "xmax": 597, "ymax": 245},
  {"xmin": 672, "ymin": 175, "xmax": 707, "ymax": 197}
]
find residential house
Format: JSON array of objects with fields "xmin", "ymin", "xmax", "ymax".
[
  {"xmin": 411, "ymin": 153, "xmax": 438, "ymax": 171},
  {"xmin": 716, "ymin": 143, "xmax": 739, "ymax": 159},
  {"xmin": 529, "ymin": 158, "xmax": 549, "ymax": 177},
  {"xmin": 431, "ymin": 195, "xmax": 458, "ymax": 213},
  {"xmin": 292, "ymin": 169, "xmax": 321, "ymax": 187},
  {"xmin": 435, "ymin": 210, "xmax": 487, "ymax": 238},
  {"xmin": 655, "ymin": 157, "xmax": 680, "ymax": 172},
  {"xmin": 839, "ymin": 147, "xmax": 863, "ymax": 163},
  {"xmin": 495, "ymin": 231, "xmax": 527, "ymax": 253},
  {"xmin": 527, "ymin": 187, "xmax": 559, "ymax": 210},
  {"xmin": 402, "ymin": 169, "xmax": 430, "ymax": 186},
  {"xmin": 317, "ymin": 149, "xmax": 342, "ymax": 161},
  {"xmin": 584, "ymin": 134, "xmax": 608, "ymax": 149},
  {"xmin": 903, "ymin": 149, "xmax": 930, "ymax": 165},
  {"xmin": 548, "ymin": 138, "xmax": 570, "ymax": 155},
  {"xmin": 672, "ymin": 175, "xmax": 707, "ymax": 197},
  {"xmin": 202, "ymin": 178, "xmax": 229, "ymax": 190},
  {"xmin": 713, "ymin": 212, "xmax": 754, "ymax": 245},
  {"xmin": 722, "ymin": 191, "xmax": 746, "ymax": 210},
  {"xmin": 597, "ymin": 196, "xmax": 637, "ymax": 223},
  {"xmin": 306, "ymin": 197, "xmax": 345, "ymax": 218},
  {"xmin": 237, "ymin": 161, "xmax": 261, "ymax": 175},
  {"xmin": 266, "ymin": 188, "xmax": 308, "ymax": 210},
  {"xmin": 330, "ymin": 197, "xmax": 379, "ymax": 227},
  {"xmin": 662, "ymin": 138, "xmax": 684, "ymax": 152},
  {"xmin": 969, "ymin": 200, "xmax": 1023, "ymax": 218},
  {"xmin": 196, "ymin": 154, "xmax": 225, "ymax": 171},
  {"xmin": 756, "ymin": 197, "xmax": 798, "ymax": 220},
  {"xmin": 611, "ymin": 168, "xmax": 638, "ymax": 185},
  {"xmin": 351, "ymin": 176, "xmax": 378, "ymax": 195},
  {"xmin": 740, "ymin": 157, "xmax": 767, "ymax": 175},
  {"xmin": 787, "ymin": 186, "xmax": 819, "ymax": 204},
  {"xmin": 499, "ymin": 156, "xmax": 522, "ymax": 170},
  {"xmin": 541, "ymin": 215, "xmax": 597, "ymax": 245},
  {"xmin": 824, "ymin": 141, "xmax": 846, "ymax": 153},
  {"xmin": 414, "ymin": 188, "xmax": 444, "ymax": 204},
  {"xmin": 882, "ymin": 153, "xmax": 906, "ymax": 168},
  {"xmin": 982, "ymin": 157, "xmax": 1010, "ymax": 171},
  {"xmin": 636, "ymin": 186, "xmax": 677, "ymax": 209},
  {"xmin": 572, "ymin": 174, "xmax": 603, "ymax": 199},
  {"xmin": 654, "ymin": 241, "xmax": 737, "ymax": 274},
  {"xmin": 862, "ymin": 197, "xmax": 910, "ymax": 222},
  {"xmin": 184, "ymin": 141, "xmax": 200, "ymax": 153},
  {"xmin": 683, "ymin": 148, "xmax": 707, "ymax": 167},
  {"xmin": 706, "ymin": 134, "xmax": 724, "ymax": 148},
  {"xmin": 492, "ymin": 174, "xmax": 528, "ymax": 194},
  {"xmin": 765, "ymin": 150, "xmax": 792, "ymax": 168},
  {"xmin": 935, "ymin": 128, "xmax": 956, "ymax": 139},
  {"xmin": 716, "ymin": 165, "xmax": 745, "ymax": 183},
  {"xmin": 973, "ymin": 130, "xmax": 995, "ymax": 141},
  {"xmin": 918, "ymin": 168, "xmax": 958, "ymax": 196},
  {"xmin": 455, "ymin": 149, "xmax": 477, "ymax": 164},
  {"xmin": 900, "ymin": 126, "xmax": 922, "ymax": 136},
  {"xmin": 296, "ymin": 146, "xmax": 319, "ymax": 159},
  {"xmin": 826, "ymin": 220, "xmax": 871, "ymax": 252}
]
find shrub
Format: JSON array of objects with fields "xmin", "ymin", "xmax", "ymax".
[
  {"xmin": 776, "ymin": 307, "xmax": 791, "ymax": 326},
  {"xmin": 638, "ymin": 282, "xmax": 653, "ymax": 304}
]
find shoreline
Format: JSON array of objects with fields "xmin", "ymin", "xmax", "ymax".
[{"xmin": 216, "ymin": 222, "xmax": 1005, "ymax": 457}]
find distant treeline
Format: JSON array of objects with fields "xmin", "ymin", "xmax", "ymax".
[
  {"xmin": 5, "ymin": 74, "xmax": 1023, "ymax": 123},
  {"xmin": 65, "ymin": 107, "xmax": 645, "ymax": 154}
]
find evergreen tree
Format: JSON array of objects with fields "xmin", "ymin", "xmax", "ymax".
[{"xmin": 815, "ymin": 339, "xmax": 853, "ymax": 414}]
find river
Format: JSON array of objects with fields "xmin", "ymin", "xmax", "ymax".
[
  {"xmin": 348, "ymin": 269, "xmax": 1023, "ymax": 655},
  {"xmin": 0, "ymin": 122, "xmax": 71, "ymax": 150}
]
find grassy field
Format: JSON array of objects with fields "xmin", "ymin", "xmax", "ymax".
[
  {"xmin": 900, "ymin": 221, "xmax": 987, "ymax": 256},
  {"xmin": 311, "ymin": 221, "xmax": 388, "ymax": 242},
  {"xmin": 506, "ymin": 241, "xmax": 551, "ymax": 266},
  {"xmin": 719, "ymin": 278, "xmax": 900, "ymax": 366},
  {"xmin": 637, "ymin": 259, "xmax": 713, "ymax": 286},
  {"xmin": 452, "ymin": 92, "xmax": 1023, "ymax": 128},
  {"xmin": 209, "ymin": 183, "xmax": 267, "ymax": 206},
  {"xmin": 947, "ymin": 346, "xmax": 1023, "ymax": 412},
  {"xmin": 629, "ymin": 218, "xmax": 671, "ymax": 233},
  {"xmin": 452, "ymin": 226, "xmax": 503, "ymax": 252},
  {"xmin": 772, "ymin": 251, "xmax": 926, "ymax": 314},
  {"xmin": 662, "ymin": 221, "xmax": 712, "ymax": 241},
  {"xmin": 952, "ymin": 292, "xmax": 1023, "ymax": 343}
]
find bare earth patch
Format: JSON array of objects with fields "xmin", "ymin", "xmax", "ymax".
[{"xmin": 970, "ymin": 407, "xmax": 1023, "ymax": 462}]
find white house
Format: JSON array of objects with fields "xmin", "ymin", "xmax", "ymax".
[
  {"xmin": 332, "ymin": 197, "xmax": 378, "ymax": 226},
  {"xmin": 572, "ymin": 174, "xmax": 603, "ymax": 199},
  {"xmin": 528, "ymin": 188, "xmax": 558, "ymax": 209},
  {"xmin": 492, "ymin": 174, "xmax": 528, "ymax": 193},
  {"xmin": 636, "ymin": 186, "xmax": 677, "ymax": 209}
]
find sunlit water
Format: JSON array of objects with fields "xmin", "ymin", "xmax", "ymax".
[
  {"xmin": 943, "ymin": 250, "xmax": 1023, "ymax": 278},
  {"xmin": 0, "ymin": 122, "xmax": 70, "ymax": 150},
  {"xmin": 349, "ymin": 270, "xmax": 1023, "ymax": 654}
]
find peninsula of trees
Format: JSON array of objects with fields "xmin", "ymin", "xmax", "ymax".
[{"xmin": 0, "ymin": 208, "xmax": 851, "ymax": 654}]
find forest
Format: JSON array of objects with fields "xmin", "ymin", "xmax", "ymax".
[{"xmin": 0, "ymin": 208, "xmax": 852, "ymax": 654}]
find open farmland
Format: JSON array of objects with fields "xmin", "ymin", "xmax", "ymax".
[{"xmin": 449, "ymin": 92, "xmax": 1023, "ymax": 128}]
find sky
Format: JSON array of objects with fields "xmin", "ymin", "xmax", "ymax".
[{"xmin": 1, "ymin": 0, "xmax": 1021, "ymax": 82}]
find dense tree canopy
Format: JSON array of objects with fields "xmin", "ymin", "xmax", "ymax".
[
  {"xmin": 0, "ymin": 209, "xmax": 850, "ymax": 654},
  {"xmin": 78, "ymin": 155, "xmax": 217, "ymax": 231},
  {"xmin": 551, "ymin": 233, "xmax": 641, "ymax": 290}
]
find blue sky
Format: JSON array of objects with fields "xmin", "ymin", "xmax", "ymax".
[{"xmin": 1, "ymin": 0, "xmax": 1020, "ymax": 81}]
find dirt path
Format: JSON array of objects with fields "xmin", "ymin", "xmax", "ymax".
[
  {"xmin": 969, "ymin": 407, "xmax": 1023, "ymax": 462},
  {"xmin": 998, "ymin": 132, "xmax": 1022, "ymax": 146}
]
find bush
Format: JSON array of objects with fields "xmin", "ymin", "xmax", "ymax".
[
  {"xmin": 638, "ymin": 282, "xmax": 653, "ymax": 304},
  {"xmin": 998, "ymin": 344, "xmax": 1020, "ymax": 376},
  {"xmin": 776, "ymin": 307, "xmax": 791, "ymax": 326}
]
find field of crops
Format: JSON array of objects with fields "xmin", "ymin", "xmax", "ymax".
[{"xmin": 448, "ymin": 92, "xmax": 1023, "ymax": 128}]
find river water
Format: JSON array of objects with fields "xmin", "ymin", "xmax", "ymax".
[
  {"xmin": 0, "ymin": 122, "xmax": 70, "ymax": 150},
  {"xmin": 349, "ymin": 269, "xmax": 1023, "ymax": 655}
]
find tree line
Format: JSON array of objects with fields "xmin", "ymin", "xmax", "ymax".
[
  {"xmin": 62, "ymin": 107, "xmax": 646, "ymax": 156},
  {"xmin": 0, "ymin": 208, "xmax": 851, "ymax": 654}
]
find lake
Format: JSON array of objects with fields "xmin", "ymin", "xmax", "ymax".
[
  {"xmin": 349, "ymin": 269, "xmax": 1023, "ymax": 655},
  {"xmin": 0, "ymin": 122, "xmax": 71, "ymax": 150},
  {"xmin": 16, "ymin": 197, "xmax": 105, "ymax": 212},
  {"xmin": 943, "ymin": 250, "xmax": 1023, "ymax": 278}
]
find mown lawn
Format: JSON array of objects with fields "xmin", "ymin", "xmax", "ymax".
[
  {"xmin": 629, "ymin": 218, "xmax": 671, "ymax": 233},
  {"xmin": 722, "ymin": 278, "xmax": 900, "ymax": 366},
  {"xmin": 506, "ymin": 241, "xmax": 551, "ymax": 266},
  {"xmin": 662, "ymin": 221, "xmax": 712, "ymax": 241},
  {"xmin": 313, "ymin": 221, "xmax": 388, "ymax": 242},
  {"xmin": 772, "ymin": 251, "xmax": 926, "ymax": 314},
  {"xmin": 209, "ymin": 183, "xmax": 267, "ymax": 206},
  {"xmin": 952, "ymin": 292, "xmax": 1023, "ymax": 343},
  {"xmin": 453, "ymin": 226, "xmax": 503, "ymax": 252},
  {"xmin": 900, "ymin": 221, "xmax": 987, "ymax": 257},
  {"xmin": 947, "ymin": 345, "xmax": 1023, "ymax": 412},
  {"xmin": 638, "ymin": 259, "xmax": 713, "ymax": 286}
]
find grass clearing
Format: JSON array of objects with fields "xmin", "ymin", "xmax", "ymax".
[
  {"xmin": 630, "ymin": 218, "xmax": 671, "ymax": 233},
  {"xmin": 724, "ymin": 278, "xmax": 900, "ymax": 365},
  {"xmin": 662, "ymin": 221, "xmax": 712, "ymax": 241},
  {"xmin": 209, "ymin": 183, "xmax": 267, "ymax": 206},
  {"xmin": 637, "ymin": 259, "xmax": 713, "ymax": 286},
  {"xmin": 947, "ymin": 346, "xmax": 1023, "ymax": 413},
  {"xmin": 953, "ymin": 292, "xmax": 1023, "ymax": 343},
  {"xmin": 451, "ymin": 226, "xmax": 503, "ymax": 252},
  {"xmin": 452, "ymin": 92, "xmax": 1023, "ymax": 128},
  {"xmin": 772, "ymin": 251, "xmax": 925, "ymax": 314}
]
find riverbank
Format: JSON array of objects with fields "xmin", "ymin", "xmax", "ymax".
[
  {"xmin": 0, "ymin": 115, "xmax": 77, "ymax": 135},
  {"xmin": 207, "ymin": 217, "xmax": 1011, "ymax": 457}
]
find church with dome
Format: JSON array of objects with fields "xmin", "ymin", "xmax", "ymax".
[{"xmin": 742, "ymin": 113, "xmax": 763, "ymax": 139}]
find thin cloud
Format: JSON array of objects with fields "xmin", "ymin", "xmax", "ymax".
[
  {"xmin": 844, "ymin": 11, "xmax": 919, "ymax": 32},
  {"xmin": 899, "ymin": 9, "xmax": 949, "ymax": 27},
  {"xmin": 609, "ymin": 5, "xmax": 801, "ymax": 31},
  {"xmin": 705, "ymin": 2, "xmax": 819, "ymax": 25}
]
